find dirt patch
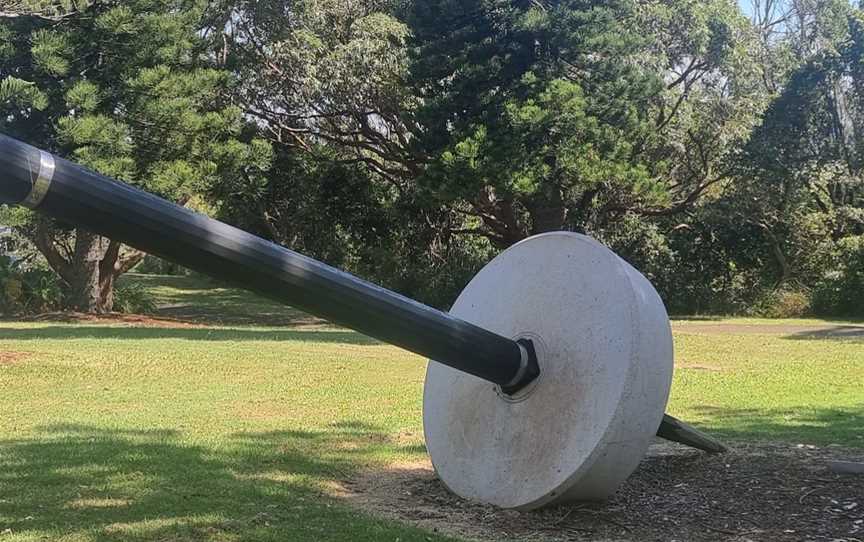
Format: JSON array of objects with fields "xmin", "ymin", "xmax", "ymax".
[
  {"xmin": 331, "ymin": 441, "xmax": 864, "ymax": 541},
  {"xmin": 0, "ymin": 351, "xmax": 29, "ymax": 365},
  {"xmin": 22, "ymin": 311, "xmax": 205, "ymax": 328},
  {"xmin": 13, "ymin": 309, "xmax": 330, "ymax": 329}
]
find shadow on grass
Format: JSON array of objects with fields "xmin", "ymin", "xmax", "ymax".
[
  {"xmin": 153, "ymin": 304, "xmax": 321, "ymax": 327},
  {"xmin": 126, "ymin": 274, "xmax": 219, "ymax": 291},
  {"xmin": 0, "ymin": 325, "xmax": 379, "ymax": 345},
  {"xmin": 126, "ymin": 273, "xmax": 324, "ymax": 327},
  {"xmin": 688, "ymin": 404, "xmax": 864, "ymax": 447},
  {"xmin": 0, "ymin": 422, "xmax": 436, "ymax": 541},
  {"xmin": 783, "ymin": 325, "xmax": 864, "ymax": 340}
]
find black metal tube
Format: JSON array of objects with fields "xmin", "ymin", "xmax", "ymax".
[{"xmin": 0, "ymin": 133, "xmax": 539, "ymax": 389}]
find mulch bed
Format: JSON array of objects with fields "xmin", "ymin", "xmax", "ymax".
[{"xmin": 335, "ymin": 441, "xmax": 864, "ymax": 541}]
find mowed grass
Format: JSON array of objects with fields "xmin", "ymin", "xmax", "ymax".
[
  {"xmin": 669, "ymin": 330, "xmax": 863, "ymax": 445},
  {"xmin": 1, "ymin": 274, "xmax": 862, "ymax": 541}
]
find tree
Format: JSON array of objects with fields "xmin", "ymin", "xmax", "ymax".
[
  {"xmin": 212, "ymin": 144, "xmax": 391, "ymax": 267},
  {"xmin": 742, "ymin": 0, "xmax": 853, "ymax": 93},
  {"xmin": 723, "ymin": 3, "xmax": 863, "ymax": 299},
  {"xmin": 227, "ymin": 0, "xmax": 760, "ymax": 251},
  {"xmin": 224, "ymin": 0, "xmax": 414, "ymax": 185},
  {"xmin": 404, "ymin": 0, "xmax": 764, "ymax": 246},
  {"xmin": 0, "ymin": 0, "xmax": 270, "ymax": 312}
]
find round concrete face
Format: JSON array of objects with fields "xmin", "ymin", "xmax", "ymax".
[{"xmin": 422, "ymin": 232, "xmax": 673, "ymax": 510}]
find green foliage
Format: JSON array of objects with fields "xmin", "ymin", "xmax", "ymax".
[
  {"xmin": 0, "ymin": 206, "xmax": 33, "ymax": 229},
  {"xmin": 714, "ymin": 5, "xmax": 864, "ymax": 317},
  {"xmin": 113, "ymin": 281, "xmax": 157, "ymax": 313},
  {"xmin": 408, "ymin": 0, "xmax": 667, "ymax": 240},
  {"xmin": 0, "ymin": 76, "xmax": 48, "ymax": 110},
  {"xmin": 751, "ymin": 287, "xmax": 813, "ymax": 318},
  {"xmin": 813, "ymin": 235, "xmax": 864, "ymax": 315},
  {"xmin": 432, "ymin": 76, "xmax": 660, "ymax": 205},
  {"xmin": 0, "ymin": 256, "xmax": 65, "ymax": 314},
  {"xmin": 352, "ymin": 209, "xmax": 494, "ymax": 309},
  {"xmin": 0, "ymin": 0, "xmax": 273, "ymax": 313},
  {"xmin": 64, "ymin": 79, "xmax": 99, "ymax": 112},
  {"xmin": 0, "ymin": 25, "xmax": 16, "ymax": 61},
  {"xmin": 594, "ymin": 214, "xmax": 676, "ymax": 287},
  {"xmin": 30, "ymin": 28, "xmax": 71, "ymax": 75},
  {"xmin": 6, "ymin": 0, "xmax": 94, "ymax": 17},
  {"xmin": 1, "ymin": 0, "xmax": 864, "ymax": 318}
]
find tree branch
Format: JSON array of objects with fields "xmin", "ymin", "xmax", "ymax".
[
  {"xmin": 100, "ymin": 239, "xmax": 121, "ymax": 278},
  {"xmin": 31, "ymin": 223, "xmax": 73, "ymax": 284},
  {"xmin": 114, "ymin": 250, "xmax": 146, "ymax": 276}
]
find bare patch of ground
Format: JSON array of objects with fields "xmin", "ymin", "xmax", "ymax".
[
  {"xmin": 673, "ymin": 323, "xmax": 864, "ymax": 339},
  {"xmin": 9, "ymin": 309, "xmax": 330, "ymax": 329},
  {"xmin": 20, "ymin": 311, "xmax": 206, "ymax": 328},
  {"xmin": 10, "ymin": 309, "xmax": 329, "ymax": 330},
  {"xmin": 0, "ymin": 351, "xmax": 29, "ymax": 365},
  {"xmin": 331, "ymin": 441, "xmax": 864, "ymax": 541}
]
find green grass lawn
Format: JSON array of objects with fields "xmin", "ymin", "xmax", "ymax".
[{"xmin": 0, "ymin": 274, "xmax": 862, "ymax": 541}]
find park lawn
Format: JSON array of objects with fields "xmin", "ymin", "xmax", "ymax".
[{"xmin": 0, "ymin": 275, "xmax": 862, "ymax": 541}]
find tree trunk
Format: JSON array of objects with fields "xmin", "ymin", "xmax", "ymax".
[
  {"xmin": 527, "ymin": 185, "xmax": 566, "ymax": 234},
  {"xmin": 29, "ymin": 223, "xmax": 145, "ymax": 314},
  {"xmin": 70, "ymin": 230, "xmax": 107, "ymax": 313},
  {"xmin": 99, "ymin": 272, "xmax": 115, "ymax": 312},
  {"xmin": 472, "ymin": 188, "xmax": 530, "ymax": 248},
  {"xmin": 758, "ymin": 222, "xmax": 791, "ymax": 289}
]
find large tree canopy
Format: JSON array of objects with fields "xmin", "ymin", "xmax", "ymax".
[
  {"xmin": 406, "ymin": 0, "xmax": 762, "ymax": 246},
  {"xmin": 228, "ymin": 0, "xmax": 760, "ymax": 248},
  {"xmin": 0, "ymin": 0, "xmax": 270, "ymax": 312},
  {"xmin": 736, "ymin": 7, "xmax": 864, "ymax": 290},
  {"xmin": 2, "ymin": 0, "xmax": 863, "ymax": 316}
]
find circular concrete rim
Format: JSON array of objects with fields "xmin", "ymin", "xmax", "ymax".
[{"xmin": 422, "ymin": 232, "xmax": 673, "ymax": 510}]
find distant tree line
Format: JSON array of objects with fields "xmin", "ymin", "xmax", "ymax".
[{"xmin": 0, "ymin": 0, "xmax": 862, "ymax": 316}]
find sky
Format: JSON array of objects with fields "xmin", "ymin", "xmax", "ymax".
[{"xmin": 737, "ymin": 0, "xmax": 858, "ymax": 19}]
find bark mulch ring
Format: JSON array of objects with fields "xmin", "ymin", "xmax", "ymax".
[{"xmin": 332, "ymin": 441, "xmax": 864, "ymax": 542}]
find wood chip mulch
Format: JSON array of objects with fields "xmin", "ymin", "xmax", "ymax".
[{"xmin": 333, "ymin": 441, "xmax": 864, "ymax": 542}]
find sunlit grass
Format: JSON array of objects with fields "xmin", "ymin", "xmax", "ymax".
[{"xmin": 670, "ymin": 332, "xmax": 864, "ymax": 446}]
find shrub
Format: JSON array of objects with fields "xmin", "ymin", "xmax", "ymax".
[
  {"xmin": 113, "ymin": 281, "xmax": 157, "ymax": 314},
  {"xmin": 0, "ymin": 256, "xmax": 65, "ymax": 314},
  {"xmin": 751, "ymin": 286, "xmax": 812, "ymax": 318}
]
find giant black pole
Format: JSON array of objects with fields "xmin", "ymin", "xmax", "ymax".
[
  {"xmin": 0, "ymin": 133, "xmax": 726, "ymax": 452},
  {"xmin": 0, "ymin": 133, "xmax": 539, "ymax": 392}
]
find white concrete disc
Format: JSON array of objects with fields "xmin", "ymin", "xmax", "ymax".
[{"xmin": 423, "ymin": 232, "xmax": 673, "ymax": 510}]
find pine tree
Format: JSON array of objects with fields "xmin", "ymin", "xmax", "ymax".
[
  {"xmin": 406, "ymin": 0, "xmax": 671, "ymax": 246},
  {"xmin": 0, "ymin": 0, "xmax": 270, "ymax": 313}
]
